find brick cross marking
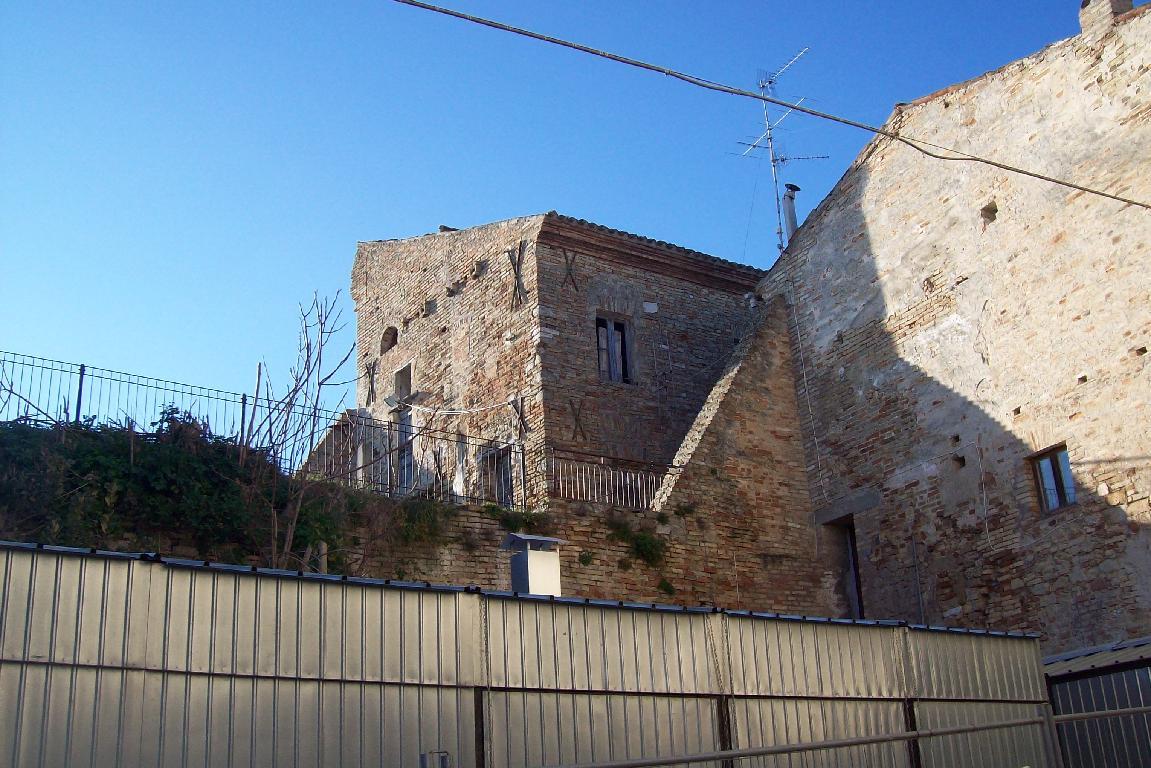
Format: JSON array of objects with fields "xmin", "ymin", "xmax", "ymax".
[
  {"xmin": 507, "ymin": 240, "xmax": 528, "ymax": 309},
  {"xmin": 569, "ymin": 398, "xmax": 588, "ymax": 442},
  {"xmin": 364, "ymin": 360, "xmax": 378, "ymax": 406},
  {"xmin": 561, "ymin": 249, "xmax": 580, "ymax": 291}
]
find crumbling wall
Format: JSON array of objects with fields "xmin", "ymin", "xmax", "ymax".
[
  {"xmin": 763, "ymin": 5, "xmax": 1151, "ymax": 651},
  {"xmin": 352, "ymin": 216, "xmax": 550, "ymax": 504},
  {"xmin": 642, "ymin": 297, "xmax": 847, "ymax": 613}
]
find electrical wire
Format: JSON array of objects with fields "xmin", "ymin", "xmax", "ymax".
[{"xmin": 391, "ymin": 0, "xmax": 1151, "ymax": 212}]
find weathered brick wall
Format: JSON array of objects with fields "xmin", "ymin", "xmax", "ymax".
[
  {"xmin": 762, "ymin": 5, "xmax": 1151, "ymax": 651},
  {"xmin": 352, "ymin": 216, "xmax": 550, "ymax": 505},
  {"xmin": 351, "ymin": 213, "xmax": 827, "ymax": 609},
  {"xmin": 644, "ymin": 297, "xmax": 848, "ymax": 612},
  {"xmin": 532, "ymin": 217, "xmax": 763, "ymax": 465}
]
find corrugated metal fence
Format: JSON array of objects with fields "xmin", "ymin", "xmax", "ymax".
[
  {"xmin": 0, "ymin": 543, "xmax": 1053, "ymax": 767},
  {"xmin": 1046, "ymin": 637, "xmax": 1151, "ymax": 767}
]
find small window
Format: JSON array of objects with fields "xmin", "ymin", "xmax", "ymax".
[
  {"xmin": 1032, "ymin": 445, "xmax": 1076, "ymax": 512},
  {"xmin": 595, "ymin": 317, "xmax": 632, "ymax": 383},
  {"xmin": 394, "ymin": 364, "xmax": 412, "ymax": 401},
  {"xmin": 480, "ymin": 443, "xmax": 516, "ymax": 507},
  {"xmin": 380, "ymin": 327, "xmax": 398, "ymax": 355}
]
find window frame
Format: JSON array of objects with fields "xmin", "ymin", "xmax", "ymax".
[
  {"xmin": 595, "ymin": 315, "xmax": 633, "ymax": 384},
  {"xmin": 1030, "ymin": 444, "xmax": 1076, "ymax": 513}
]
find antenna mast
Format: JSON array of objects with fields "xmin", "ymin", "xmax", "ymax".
[{"xmin": 739, "ymin": 47, "xmax": 827, "ymax": 253}]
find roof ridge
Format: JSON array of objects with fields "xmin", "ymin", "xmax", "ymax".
[{"xmin": 543, "ymin": 211, "xmax": 766, "ymax": 275}]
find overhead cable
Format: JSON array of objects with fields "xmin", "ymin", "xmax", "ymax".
[{"xmin": 391, "ymin": 0, "xmax": 1151, "ymax": 212}]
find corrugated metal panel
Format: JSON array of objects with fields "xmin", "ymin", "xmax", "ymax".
[
  {"xmin": 730, "ymin": 697, "xmax": 909, "ymax": 768},
  {"xmin": 487, "ymin": 692, "xmax": 721, "ymax": 768},
  {"xmin": 0, "ymin": 549, "xmax": 481, "ymax": 687},
  {"xmin": 0, "ymin": 662, "xmax": 476, "ymax": 768},
  {"xmin": 0, "ymin": 547, "xmax": 1056, "ymax": 767},
  {"xmin": 485, "ymin": 597, "xmax": 722, "ymax": 694},
  {"xmin": 907, "ymin": 629, "xmax": 1047, "ymax": 702},
  {"xmin": 1044, "ymin": 635, "xmax": 1151, "ymax": 678},
  {"xmin": 1049, "ymin": 664, "xmax": 1151, "ymax": 768},
  {"xmin": 726, "ymin": 616, "xmax": 907, "ymax": 699},
  {"xmin": 914, "ymin": 701, "xmax": 1049, "ymax": 768}
]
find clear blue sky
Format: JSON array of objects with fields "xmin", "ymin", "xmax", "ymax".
[{"xmin": 0, "ymin": 1, "xmax": 1118, "ymax": 401}]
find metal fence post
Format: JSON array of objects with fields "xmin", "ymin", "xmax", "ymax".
[
  {"xmin": 239, "ymin": 393, "xmax": 248, "ymax": 444},
  {"xmin": 517, "ymin": 442, "xmax": 528, "ymax": 509},
  {"xmin": 74, "ymin": 363, "xmax": 85, "ymax": 423},
  {"xmin": 1039, "ymin": 703, "xmax": 1068, "ymax": 768},
  {"xmin": 715, "ymin": 695, "xmax": 734, "ymax": 768}
]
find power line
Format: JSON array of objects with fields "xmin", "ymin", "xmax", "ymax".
[{"xmin": 391, "ymin": 0, "xmax": 1151, "ymax": 212}]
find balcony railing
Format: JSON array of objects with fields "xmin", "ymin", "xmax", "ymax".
[
  {"xmin": 303, "ymin": 412, "xmax": 526, "ymax": 508},
  {"xmin": 545, "ymin": 448, "xmax": 676, "ymax": 510}
]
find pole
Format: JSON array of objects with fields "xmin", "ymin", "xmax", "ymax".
[{"xmin": 74, "ymin": 364, "xmax": 86, "ymax": 423}]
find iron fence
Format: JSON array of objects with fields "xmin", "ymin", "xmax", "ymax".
[
  {"xmin": 0, "ymin": 350, "xmax": 526, "ymax": 509},
  {"xmin": 304, "ymin": 411, "xmax": 527, "ymax": 508},
  {"xmin": 546, "ymin": 448, "xmax": 675, "ymax": 510}
]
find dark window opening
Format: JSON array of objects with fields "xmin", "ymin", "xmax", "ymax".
[
  {"xmin": 380, "ymin": 326, "xmax": 398, "ymax": 355},
  {"xmin": 396, "ymin": 409, "xmax": 415, "ymax": 490},
  {"xmin": 481, "ymin": 444, "xmax": 516, "ymax": 508},
  {"xmin": 394, "ymin": 364, "xmax": 412, "ymax": 401},
  {"xmin": 839, "ymin": 517, "xmax": 865, "ymax": 619},
  {"xmin": 596, "ymin": 317, "xmax": 632, "ymax": 383},
  {"xmin": 1032, "ymin": 445, "xmax": 1076, "ymax": 512}
]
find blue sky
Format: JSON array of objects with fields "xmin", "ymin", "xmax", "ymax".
[{"xmin": 0, "ymin": 1, "xmax": 1114, "ymax": 401}]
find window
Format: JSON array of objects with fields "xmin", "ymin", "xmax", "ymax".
[
  {"xmin": 394, "ymin": 364, "xmax": 412, "ymax": 401},
  {"xmin": 596, "ymin": 317, "xmax": 632, "ymax": 383},
  {"xmin": 379, "ymin": 326, "xmax": 398, "ymax": 355},
  {"xmin": 1032, "ymin": 445, "xmax": 1076, "ymax": 512},
  {"xmin": 392, "ymin": 363, "xmax": 415, "ymax": 490},
  {"xmin": 480, "ymin": 443, "xmax": 516, "ymax": 507}
]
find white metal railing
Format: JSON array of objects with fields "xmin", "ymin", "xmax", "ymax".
[{"xmin": 546, "ymin": 449, "xmax": 675, "ymax": 510}]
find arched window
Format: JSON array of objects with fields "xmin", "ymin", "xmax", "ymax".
[{"xmin": 380, "ymin": 326, "xmax": 398, "ymax": 355}]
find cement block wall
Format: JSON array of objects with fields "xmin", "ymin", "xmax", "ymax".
[{"xmin": 761, "ymin": 5, "xmax": 1151, "ymax": 651}]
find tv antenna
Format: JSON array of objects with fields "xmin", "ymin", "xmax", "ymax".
[{"xmin": 738, "ymin": 47, "xmax": 828, "ymax": 253}]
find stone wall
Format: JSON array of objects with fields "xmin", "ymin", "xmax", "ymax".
[
  {"xmin": 761, "ymin": 4, "xmax": 1151, "ymax": 651},
  {"xmin": 352, "ymin": 216, "xmax": 550, "ymax": 504},
  {"xmin": 533, "ymin": 216, "xmax": 763, "ymax": 465},
  {"xmin": 349, "ymin": 215, "xmax": 796, "ymax": 607},
  {"xmin": 645, "ymin": 297, "xmax": 849, "ymax": 612}
]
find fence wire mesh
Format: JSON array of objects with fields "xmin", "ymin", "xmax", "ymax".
[{"xmin": 0, "ymin": 350, "xmax": 526, "ymax": 509}]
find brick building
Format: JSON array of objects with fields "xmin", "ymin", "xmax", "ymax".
[
  {"xmin": 755, "ymin": 0, "xmax": 1151, "ymax": 652},
  {"xmin": 350, "ymin": 212, "xmax": 847, "ymax": 612},
  {"xmin": 347, "ymin": 1, "xmax": 1149, "ymax": 651}
]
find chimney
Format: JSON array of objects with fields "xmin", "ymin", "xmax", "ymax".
[
  {"xmin": 782, "ymin": 183, "xmax": 801, "ymax": 245},
  {"xmin": 1079, "ymin": 0, "xmax": 1132, "ymax": 37},
  {"xmin": 502, "ymin": 533, "xmax": 567, "ymax": 596}
]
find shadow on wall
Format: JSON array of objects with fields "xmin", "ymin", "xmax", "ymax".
[{"xmin": 767, "ymin": 155, "xmax": 1151, "ymax": 652}]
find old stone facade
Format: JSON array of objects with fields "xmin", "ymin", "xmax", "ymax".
[
  {"xmin": 346, "ymin": 1, "xmax": 1149, "ymax": 650},
  {"xmin": 758, "ymin": 1, "xmax": 1151, "ymax": 652},
  {"xmin": 350, "ymin": 213, "xmax": 845, "ymax": 611}
]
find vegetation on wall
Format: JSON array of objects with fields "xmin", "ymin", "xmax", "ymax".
[
  {"xmin": 604, "ymin": 510, "xmax": 668, "ymax": 567},
  {"xmin": 482, "ymin": 503, "xmax": 552, "ymax": 535},
  {"xmin": 0, "ymin": 411, "xmax": 458, "ymax": 574}
]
